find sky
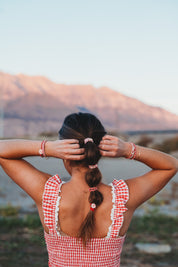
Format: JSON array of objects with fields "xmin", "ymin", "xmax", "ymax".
[{"xmin": 0, "ymin": 0, "xmax": 178, "ymax": 115}]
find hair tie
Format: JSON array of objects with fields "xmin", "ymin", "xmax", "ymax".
[
  {"xmin": 90, "ymin": 203, "xmax": 96, "ymax": 211},
  {"xmin": 84, "ymin": 137, "xmax": 93, "ymax": 144},
  {"xmin": 89, "ymin": 187, "xmax": 98, "ymax": 192},
  {"xmin": 88, "ymin": 164, "xmax": 98, "ymax": 169},
  {"xmin": 84, "ymin": 138, "xmax": 98, "ymax": 169}
]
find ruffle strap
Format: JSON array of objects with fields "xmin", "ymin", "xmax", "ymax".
[
  {"xmin": 42, "ymin": 174, "xmax": 62, "ymax": 234},
  {"xmin": 107, "ymin": 179, "xmax": 129, "ymax": 238},
  {"xmin": 55, "ymin": 181, "xmax": 64, "ymax": 236}
]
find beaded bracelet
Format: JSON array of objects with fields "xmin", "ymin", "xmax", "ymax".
[
  {"xmin": 127, "ymin": 142, "xmax": 137, "ymax": 160},
  {"xmin": 39, "ymin": 140, "xmax": 47, "ymax": 158}
]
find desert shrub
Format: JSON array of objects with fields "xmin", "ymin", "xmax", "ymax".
[
  {"xmin": 136, "ymin": 135, "xmax": 153, "ymax": 147},
  {"xmin": 39, "ymin": 131, "xmax": 58, "ymax": 138},
  {"xmin": 0, "ymin": 204, "xmax": 20, "ymax": 216},
  {"xmin": 129, "ymin": 213, "xmax": 178, "ymax": 239},
  {"xmin": 0, "ymin": 214, "xmax": 41, "ymax": 229},
  {"xmin": 153, "ymin": 135, "xmax": 178, "ymax": 153}
]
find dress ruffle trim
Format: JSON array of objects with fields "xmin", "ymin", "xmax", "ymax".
[
  {"xmin": 106, "ymin": 179, "xmax": 129, "ymax": 238},
  {"xmin": 106, "ymin": 183, "xmax": 116, "ymax": 238},
  {"xmin": 55, "ymin": 181, "xmax": 64, "ymax": 236},
  {"xmin": 42, "ymin": 174, "xmax": 62, "ymax": 234}
]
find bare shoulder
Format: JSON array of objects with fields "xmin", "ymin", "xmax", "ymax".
[
  {"xmin": 98, "ymin": 182, "xmax": 113, "ymax": 200},
  {"xmin": 99, "ymin": 182, "xmax": 112, "ymax": 190}
]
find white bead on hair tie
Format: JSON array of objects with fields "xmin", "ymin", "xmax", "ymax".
[
  {"xmin": 84, "ymin": 137, "xmax": 93, "ymax": 144},
  {"xmin": 90, "ymin": 203, "xmax": 96, "ymax": 211}
]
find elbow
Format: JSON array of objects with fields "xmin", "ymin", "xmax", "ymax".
[
  {"xmin": 175, "ymin": 159, "xmax": 178, "ymax": 172},
  {"xmin": 0, "ymin": 157, "xmax": 3, "ymax": 165},
  {"xmin": 0, "ymin": 157, "xmax": 6, "ymax": 165},
  {"xmin": 171, "ymin": 159, "xmax": 178, "ymax": 173}
]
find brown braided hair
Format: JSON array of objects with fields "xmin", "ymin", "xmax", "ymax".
[{"xmin": 58, "ymin": 112, "xmax": 106, "ymax": 246}]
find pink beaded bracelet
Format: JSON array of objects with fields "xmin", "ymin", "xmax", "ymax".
[
  {"xmin": 39, "ymin": 140, "xmax": 47, "ymax": 158},
  {"xmin": 127, "ymin": 143, "xmax": 137, "ymax": 160}
]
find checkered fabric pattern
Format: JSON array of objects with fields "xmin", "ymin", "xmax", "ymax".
[
  {"xmin": 43, "ymin": 175, "xmax": 61, "ymax": 234},
  {"xmin": 43, "ymin": 175, "xmax": 129, "ymax": 267},
  {"xmin": 109, "ymin": 179, "xmax": 129, "ymax": 238}
]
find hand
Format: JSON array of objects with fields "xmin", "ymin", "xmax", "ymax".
[
  {"xmin": 46, "ymin": 139, "xmax": 85, "ymax": 160},
  {"xmin": 99, "ymin": 135, "xmax": 130, "ymax": 158}
]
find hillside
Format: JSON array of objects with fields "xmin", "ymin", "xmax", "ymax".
[{"xmin": 0, "ymin": 72, "xmax": 178, "ymax": 137}]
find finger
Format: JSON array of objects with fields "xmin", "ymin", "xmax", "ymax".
[
  {"xmin": 62, "ymin": 139, "xmax": 79, "ymax": 144},
  {"xmin": 67, "ymin": 154, "xmax": 85, "ymax": 160},
  {"xmin": 70, "ymin": 148, "xmax": 85, "ymax": 155},
  {"xmin": 99, "ymin": 144, "xmax": 116, "ymax": 151},
  {"xmin": 102, "ymin": 135, "xmax": 116, "ymax": 140},
  {"xmin": 65, "ymin": 148, "xmax": 85, "ymax": 155},
  {"xmin": 100, "ymin": 139, "xmax": 117, "ymax": 145},
  {"xmin": 68, "ymin": 143, "xmax": 80, "ymax": 149},
  {"xmin": 99, "ymin": 150, "xmax": 116, "ymax": 157}
]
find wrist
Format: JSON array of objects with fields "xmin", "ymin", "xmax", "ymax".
[
  {"xmin": 123, "ymin": 142, "xmax": 132, "ymax": 158},
  {"xmin": 44, "ymin": 141, "xmax": 53, "ymax": 157},
  {"xmin": 123, "ymin": 142, "xmax": 137, "ymax": 160}
]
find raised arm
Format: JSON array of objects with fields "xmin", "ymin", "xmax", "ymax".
[
  {"xmin": 0, "ymin": 139, "xmax": 84, "ymax": 203},
  {"xmin": 99, "ymin": 135, "xmax": 178, "ymax": 210}
]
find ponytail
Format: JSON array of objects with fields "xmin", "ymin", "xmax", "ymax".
[
  {"xmin": 78, "ymin": 141, "xmax": 104, "ymax": 246},
  {"xmin": 58, "ymin": 112, "xmax": 106, "ymax": 246}
]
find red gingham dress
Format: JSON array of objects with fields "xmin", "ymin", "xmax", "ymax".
[{"xmin": 43, "ymin": 174, "xmax": 129, "ymax": 267}]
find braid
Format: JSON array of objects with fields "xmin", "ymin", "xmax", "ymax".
[
  {"xmin": 86, "ymin": 168, "xmax": 103, "ymax": 208},
  {"xmin": 58, "ymin": 112, "xmax": 106, "ymax": 246},
  {"xmin": 78, "ymin": 141, "xmax": 104, "ymax": 246}
]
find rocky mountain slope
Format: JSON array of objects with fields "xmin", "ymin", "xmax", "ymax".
[{"xmin": 0, "ymin": 71, "xmax": 178, "ymax": 137}]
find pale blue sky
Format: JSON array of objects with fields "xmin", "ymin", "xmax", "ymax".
[{"xmin": 0, "ymin": 0, "xmax": 178, "ymax": 114}]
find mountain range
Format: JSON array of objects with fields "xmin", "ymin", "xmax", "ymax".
[{"xmin": 0, "ymin": 71, "xmax": 178, "ymax": 137}]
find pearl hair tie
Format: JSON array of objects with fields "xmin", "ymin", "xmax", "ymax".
[
  {"xmin": 89, "ymin": 164, "xmax": 98, "ymax": 169},
  {"xmin": 84, "ymin": 137, "xmax": 93, "ymax": 144},
  {"xmin": 84, "ymin": 137, "xmax": 98, "ymax": 169}
]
